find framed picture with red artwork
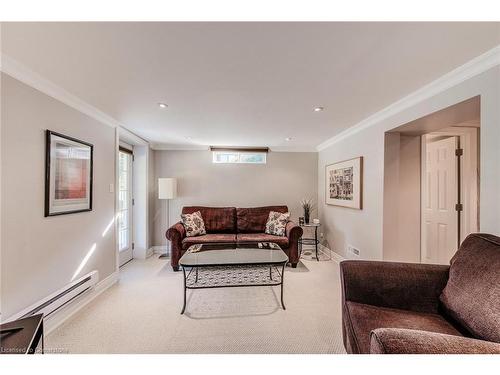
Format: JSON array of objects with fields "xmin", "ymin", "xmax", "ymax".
[{"xmin": 45, "ymin": 130, "xmax": 93, "ymax": 216}]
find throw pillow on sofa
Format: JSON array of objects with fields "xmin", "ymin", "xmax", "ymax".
[
  {"xmin": 265, "ymin": 211, "xmax": 290, "ymax": 236},
  {"xmin": 181, "ymin": 211, "xmax": 207, "ymax": 237}
]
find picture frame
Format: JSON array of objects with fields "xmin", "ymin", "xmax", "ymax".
[
  {"xmin": 325, "ymin": 156, "xmax": 363, "ymax": 209},
  {"xmin": 45, "ymin": 130, "xmax": 93, "ymax": 216}
]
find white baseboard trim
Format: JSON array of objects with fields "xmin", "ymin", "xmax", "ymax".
[
  {"xmin": 150, "ymin": 245, "xmax": 169, "ymax": 256},
  {"xmin": 44, "ymin": 271, "xmax": 119, "ymax": 335},
  {"xmin": 318, "ymin": 244, "xmax": 346, "ymax": 263}
]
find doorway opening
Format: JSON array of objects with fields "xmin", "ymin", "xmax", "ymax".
[{"xmin": 382, "ymin": 96, "xmax": 480, "ymax": 264}]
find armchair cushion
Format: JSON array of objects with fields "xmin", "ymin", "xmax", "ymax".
[
  {"xmin": 370, "ymin": 328, "xmax": 500, "ymax": 354},
  {"xmin": 346, "ymin": 302, "xmax": 462, "ymax": 354},
  {"xmin": 340, "ymin": 260, "xmax": 450, "ymax": 314},
  {"xmin": 440, "ymin": 233, "xmax": 500, "ymax": 343}
]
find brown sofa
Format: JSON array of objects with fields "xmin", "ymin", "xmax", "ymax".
[
  {"xmin": 166, "ymin": 206, "xmax": 303, "ymax": 271},
  {"xmin": 340, "ymin": 233, "xmax": 500, "ymax": 354}
]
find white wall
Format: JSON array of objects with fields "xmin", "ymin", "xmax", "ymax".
[
  {"xmin": 1, "ymin": 74, "xmax": 117, "ymax": 318},
  {"xmin": 318, "ymin": 65, "xmax": 500, "ymax": 260},
  {"xmin": 382, "ymin": 134, "xmax": 421, "ymax": 262},
  {"xmin": 153, "ymin": 150, "xmax": 318, "ymax": 246}
]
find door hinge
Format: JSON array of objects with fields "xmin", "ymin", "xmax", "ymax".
[
  {"xmin": 132, "ymin": 242, "xmax": 135, "ymax": 250},
  {"xmin": 132, "ymin": 198, "xmax": 135, "ymax": 206},
  {"xmin": 455, "ymin": 148, "xmax": 463, "ymax": 156},
  {"xmin": 455, "ymin": 203, "xmax": 463, "ymax": 212}
]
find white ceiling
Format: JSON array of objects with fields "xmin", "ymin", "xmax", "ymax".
[{"xmin": 2, "ymin": 22, "xmax": 499, "ymax": 151}]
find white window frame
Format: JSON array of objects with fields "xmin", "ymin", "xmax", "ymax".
[{"xmin": 212, "ymin": 151, "xmax": 267, "ymax": 164}]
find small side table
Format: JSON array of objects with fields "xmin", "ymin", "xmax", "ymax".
[{"xmin": 298, "ymin": 223, "xmax": 321, "ymax": 261}]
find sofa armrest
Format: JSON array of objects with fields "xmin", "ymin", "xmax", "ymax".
[
  {"xmin": 285, "ymin": 221, "xmax": 303, "ymax": 266},
  {"xmin": 285, "ymin": 221, "xmax": 302, "ymax": 241},
  {"xmin": 370, "ymin": 328, "xmax": 500, "ymax": 354},
  {"xmin": 166, "ymin": 222, "xmax": 185, "ymax": 241},
  {"xmin": 340, "ymin": 260, "xmax": 449, "ymax": 314},
  {"xmin": 166, "ymin": 222, "xmax": 186, "ymax": 271}
]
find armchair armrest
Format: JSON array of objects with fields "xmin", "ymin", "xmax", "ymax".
[
  {"xmin": 370, "ymin": 328, "xmax": 500, "ymax": 354},
  {"xmin": 340, "ymin": 260, "xmax": 449, "ymax": 314},
  {"xmin": 166, "ymin": 222, "xmax": 186, "ymax": 271}
]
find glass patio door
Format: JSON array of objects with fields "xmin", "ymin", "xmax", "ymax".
[{"xmin": 118, "ymin": 148, "xmax": 133, "ymax": 266}]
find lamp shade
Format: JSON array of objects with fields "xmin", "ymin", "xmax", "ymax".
[{"xmin": 158, "ymin": 178, "xmax": 177, "ymax": 199}]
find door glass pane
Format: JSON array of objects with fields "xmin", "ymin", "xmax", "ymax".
[{"xmin": 118, "ymin": 151, "xmax": 132, "ymax": 252}]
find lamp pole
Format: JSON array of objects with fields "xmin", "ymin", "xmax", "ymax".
[{"xmin": 158, "ymin": 178, "xmax": 177, "ymax": 259}]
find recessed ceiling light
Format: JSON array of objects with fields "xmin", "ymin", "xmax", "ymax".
[
  {"xmin": 158, "ymin": 103, "xmax": 168, "ymax": 108},
  {"xmin": 285, "ymin": 137, "xmax": 292, "ymax": 142},
  {"xmin": 314, "ymin": 106, "xmax": 324, "ymax": 112}
]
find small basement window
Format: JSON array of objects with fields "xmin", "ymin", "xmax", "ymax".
[{"xmin": 212, "ymin": 151, "xmax": 267, "ymax": 164}]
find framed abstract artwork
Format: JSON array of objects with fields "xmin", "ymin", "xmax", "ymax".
[
  {"xmin": 45, "ymin": 130, "xmax": 93, "ymax": 216},
  {"xmin": 325, "ymin": 156, "xmax": 363, "ymax": 209}
]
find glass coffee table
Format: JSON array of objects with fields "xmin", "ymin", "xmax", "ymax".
[{"xmin": 178, "ymin": 242, "xmax": 289, "ymax": 314}]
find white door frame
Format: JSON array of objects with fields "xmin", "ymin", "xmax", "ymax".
[
  {"xmin": 117, "ymin": 127, "xmax": 151, "ymax": 267},
  {"xmin": 420, "ymin": 126, "xmax": 479, "ymax": 262}
]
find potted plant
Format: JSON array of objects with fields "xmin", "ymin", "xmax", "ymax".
[{"xmin": 300, "ymin": 198, "xmax": 313, "ymax": 224}]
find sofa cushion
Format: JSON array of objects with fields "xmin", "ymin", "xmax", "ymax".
[
  {"xmin": 182, "ymin": 206, "xmax": 236, "ymax": 233},
  {"xmin": 439, "ymin": 233, "xmax": 500, "ymax": 343},
  {"xmin": 182, "ymin": 234, "xmax": 237, "ymax": 250},
  {"xmin": 345, "ymin": 301, "xmax": 463, "ymax": 354},
  {"xmin": 265, "ymin": 211, "xmax": 290, "ymax": 236},
  {"xmin": 236, "ymin": 233, "xmax": 289, "ymax": 248},
  {"xmin": 236, "ymin": 206, "xmax": 288, "ymax": 233},
  {"xmin": 180, "ymin": 211, "xmax": 206, "ymax": 237}
]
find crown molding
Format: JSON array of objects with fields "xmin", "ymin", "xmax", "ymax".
[
  {"xmin": 316, "ymin": 45, "xmax": 500, "ymax": 151},
  {"xmin": 151, "ymin": 143, "xmax": 210, "ymax": 151},
  {"xmin": 1, "ymin": 53, "xmax": 123, "ymax": 130},
  {"xmin": 118, "ymin": 127, "xmax": 149, "ymax": 146}
]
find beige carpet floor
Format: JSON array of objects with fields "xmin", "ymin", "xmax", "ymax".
[{"xmin": 46, "ymin": 251, "xmax": 346, "ymax": 354}]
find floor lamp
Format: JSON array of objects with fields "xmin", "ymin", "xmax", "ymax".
[{"xmin": 158, "ymin": 177, "xmax": 177, "ymax": 259}]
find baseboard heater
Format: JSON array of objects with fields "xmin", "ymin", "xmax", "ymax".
[{"xmin": 5, "ymin": 271, "xmax": 99, "ymax": 322}]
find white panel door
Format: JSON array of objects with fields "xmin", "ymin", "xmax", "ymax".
[{"xmin": 421, "ymin": 136, "xmax": 458, "ymax": 265}]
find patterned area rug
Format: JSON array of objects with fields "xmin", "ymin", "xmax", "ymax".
[{"xmin": 185, "ymin": 265, "xmax": 283, "ymax": 288}]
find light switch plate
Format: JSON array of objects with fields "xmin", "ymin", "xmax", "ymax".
[{"xmin": 109, "ymin": 183, "xmax": 114, "ymax": 193}]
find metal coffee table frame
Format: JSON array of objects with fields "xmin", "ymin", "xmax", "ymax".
[{"xmin": 179, "ymin": 243, "xmax": 288, "ymax": 315}]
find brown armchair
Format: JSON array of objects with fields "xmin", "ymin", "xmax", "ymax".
[{"xmin": 340, "ymin": 233, "xmax": 500, "ymax": 354}]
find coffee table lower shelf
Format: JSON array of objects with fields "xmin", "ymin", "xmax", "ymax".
[{"xmin": 180, "ymin": 263, "xmax": 286, "ymax": 314}]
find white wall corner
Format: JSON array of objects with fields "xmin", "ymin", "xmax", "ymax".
[
  {"xmin": 316, "ymin": 45, "xmax": 500, "ymax": 151},
  {"xmin": 44, "ymin": 271, "xmax": 119, "ymax": 335}
]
